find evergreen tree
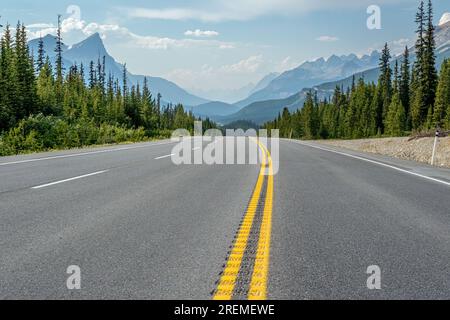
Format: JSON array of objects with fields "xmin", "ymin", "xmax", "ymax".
[
  {"xmin": 0, "ymin": 19, "xmax": 207, "ymax": 154},
  {"xmin": 54, "ymin": 15, "xmax": 64, "ymax": 109},
  {"xmin": 89, "ymin": 61, "xmax": 96, "ymax": 89},
  {"xmin": 377, "ymin": 43, "xmax": 392, "ymax": 133},
  {"xmin": 0, "ymin": 24, "xmax": 15, "ymax": 131},
  {"xmin": 433, "ymin": 59, "xmax": 450, "ymax": 129},
  {"xmin": 393, "ymin": 61, "xmax": 400, "ymax": 94},
  {"xmin": 36, "ymin": 36, "xmax": 45, "ymax": 73},
  {"xmin": 302, "ymin": 91, "xmax": 319, "ymax": 139},
  {"xmin": 412, "ymin": 0, "xmax": 437, "ymax": 130},
  {"xmin": 423, "ymin": 0, "xmax": 438, "ymax": 126},
  {"xmin": 36, "ymin": 56, "xmax": 56, "ymax": 115},
  {"xmin": 386, "ymin": 93, "xmax": 406, "ymax": 136},
  {"xmin": 14, "ymin": 23, "xmax": 37, "ymax": 120},
  {"xmin": 399, "ymin": 46, "xmax": 411, "ymax": 129},
  {"xmin": 122, "ymin": 63, "xmax": 128, "ymax": 98}
]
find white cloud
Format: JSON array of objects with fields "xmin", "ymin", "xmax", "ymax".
[
  {"xmin": 61, "ymin": 17, "xmax": 85, "ymax": 33},
  {"xmin": 439, "ymin": 12, "xmax": 450, "ymax": 26},
  {"xmin": 219, "ymin": 43, "xmax": 235, "ymax": 49},
  {"xmin": 362, "ymin": 37, "xmax": 412, "ymax": 57},
  {"xmin": 25, "ymin": 16, "xmax": 234, "ymax": 51},
  {"xmin": 276, "ymin": 56, "xmax": 302, "ymax": 72},
  {"xmin": 316, "ymin": 35, "xmax": 339, "ymax": 42},
  {"xmin": 166, "ymin": 55, "xmax": 265, "ymax": 91},
  {"xmin": 165, "ymin": 54, "xmax": 306, "ymax": 92},
  {"xmin": 390, "ymin": 38, "xmax": 412, "ymax": 54},
  {"xmin": 122, "ymin": 0, "xmax": 408, "ymax": 22},
  {"xmin": 26, "ymin": 23, "xmax": 54, "ymax": 29},
  {"xmin": 219, "ymin": 55, "xmax": 264, "ymax": 74},
  {"xmin": 184, "ymin": 29, "xmax": 219, "ymax": 38}
]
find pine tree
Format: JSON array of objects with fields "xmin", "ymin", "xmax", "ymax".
[
  {"xmin": 89, "ymin": 61, "xmax": 96, "ymax": 89},
  {"xmin": 54, "ymin": 15, "xmax": 64, "ymax": 109},
  {"xmin": 0, "ymin": 21, "xmax": 205, "ymax": 152},
  {"xmin": 411, "ymin": 0, "xmax": 437, "ymax": 130},
  {"xmin": 377, "ymin": 43, "xmax": 392, "ymax": 133},
  {"xmin": 412, "ymin": 2, "xmax": 425, "ymax": 130},
  {"xmin": 36, "ymin": 56, "xmax": 56, "ymax": 115},
  {"xmin": 433, "ymin": 59, "xmax": 450, "ymax": 129},
  {"xmin": 414, "ymin": 1, "xmax": 426, "ymax": 76},
  {"xmin": 423, "ymin": 0, "xmax": 438, "ymax": 126},
  {"xmin": 142, "ymin": 77, "xmax": 156, "ymax": 131},
  {"xmin": 386, "ymin": 93, "xmax": 406, "ymax": 136},
  {"xmin": 14, "ymin": 23, "xmax": 37, "ymax": 120},
  {"xmin": 0, "ymin": 24, "xmax": 15, "ymax": 131},
  {"xmin": 393, "ymin": 60, "xmax": 400, "ymax": 94},
  {"xmin": 399, "ymin": 46, "xmax": 411, "ymax": 129},
  {"xmin": 122, "ymin": 63, "xmax": 128, "ymax": 99},
  {"xmin": 36, "ymin": 36, "xmax": 45, "ymax": 73},
  {"xmin": 302, "ymin": 91, "xmax": 319, "ymax": 139}
]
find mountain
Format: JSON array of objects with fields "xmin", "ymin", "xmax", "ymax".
[
  {"xmin": 189, "ymin": 73, "xmax": 280, "ymax": 115},
  {"xmin": 235, "ymin": 51, "xmax": 381, "ymax": 108},
  {"xmin": 29, "ymin": 34, "xmax": 68, "ymax": 55},
  {"xmin": 190, "ymin": 101, "xmax": 240, "ymax": 118},
  {"xmin": 28, "ymin": 34, "xmax": 73, "ymax": 70},
  {"xmin": 248, "ymin": 72, "xmax": 279, "ymax": 96},
  {"xmin": 190, "ymin": 82, "xmax": 256, "ymax": 104},
  {"xmin": 190, "ymin": 72, "xmax": 279, "ymax": 104},
  {"xmin": 436, "ymin": 20, "xmax": 450, "ymax": 50},
  {"xmin": 215, "ymin": 90, "xmax": 306, "ymax": 125},
  {"xmin": 29, "ymin": 33, "xmax": 208, "ymax": 106},
  {"xmin": 219, "ymin": 21, "xmax": 450, "ymax": 126},
  {"xmin": 317, "ymin": 21, "xmax": 450, "ymax": 94}
]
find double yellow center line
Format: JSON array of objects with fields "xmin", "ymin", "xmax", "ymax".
[{"xmin": 213, "ymin": 139, "xmax": 274, "ymax": 300}]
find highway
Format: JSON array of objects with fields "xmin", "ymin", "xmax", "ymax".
[{"xmin": 0, "ymin": 138, "xmax": 449, "ymax": 299}]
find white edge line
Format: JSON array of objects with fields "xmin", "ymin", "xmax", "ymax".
[
  {"xmin": 154, "ymin": 147, "xmax": 201, "ymax": 160},
  {"xmin": 154, "ymin": 154, "xmax": 174, "ymax": 160},
  {"xmin": 32, "ymin": 170, "xmax": 109, "ymax": 189},
  {"xmin": 289, "ymin": 140, "xmax": 450, "ymax": 187},
  {"xmin": 0, "ymin": 141, "xmax": 175, "ymax": 167}
]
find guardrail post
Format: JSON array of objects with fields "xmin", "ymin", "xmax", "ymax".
[{"xmin": 431, "ymin": 129, "xmax": 439, "ymax": 166}]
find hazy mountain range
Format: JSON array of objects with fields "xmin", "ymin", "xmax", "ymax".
[
  {"xmin": 28, "ymin": 19, "xmax": 450, "ymax": 125},
  {"xmin": 190, "ymin": 52, "xmax": 385, "ymax": 118},
  {"xmin": 214, "ymin": 20, "xmax": 450, "ymax": 125},
  {"xmin": 234, "ymin": 51, "xmax": 382, "ymax": 108},
  {"xmin": 29, "ymin": 33, "xmax": 208, "ymax": 106}
]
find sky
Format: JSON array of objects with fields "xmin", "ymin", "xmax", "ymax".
[{"xmin": 1, "ymin": 0, "xmax": 449, "ymax": 100}]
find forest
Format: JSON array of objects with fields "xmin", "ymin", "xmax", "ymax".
[
  {"xmin": 264, "ymin": 1, "xmax": 450, "ymax": 140},
  {"xmin": 0, "ymin": 17, "xmax": 215, "ymax": 156}
]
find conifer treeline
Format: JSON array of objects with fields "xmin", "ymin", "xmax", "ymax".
[
  {"xmin": 0, "ymin": 20, "xmax": 214, "ymax": 155},
  {"xmin": 264, "ymin": 0, "xmax": 450, "ymax": 139}
]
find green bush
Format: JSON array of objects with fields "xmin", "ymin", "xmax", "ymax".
[{"xmin": 0, "ymin": 114, "xmax": 149, "ymax": 156}]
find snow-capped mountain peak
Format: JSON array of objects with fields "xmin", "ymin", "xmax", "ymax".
[
  {"xmin": 439, "ymin": 12, "xmax": 450, "ymax": 27},
  {"xmin": 28, "ymin": 33, "xmax": 208, "ymax": 106}
]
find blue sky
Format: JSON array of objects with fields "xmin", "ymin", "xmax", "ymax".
[{"xmin": 1, "ymin": 0, "xmax": 449, "ymax": 97}]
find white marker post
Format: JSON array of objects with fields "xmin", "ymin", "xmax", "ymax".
[{"xmin": 431, "ymin": 129, "xmax": 439, "ymax": 166}]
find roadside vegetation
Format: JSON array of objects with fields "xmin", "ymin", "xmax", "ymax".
[
  {"xmin": 264, "ymin": 1, "xmax": 450, "ymax": 140},
  {"xmin": 0, "ymin": 18, "xmax": 215, "ymax": 156}
]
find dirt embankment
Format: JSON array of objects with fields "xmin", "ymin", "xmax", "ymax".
[{"xmin": 316, "ymin": 137, "xmax": 450, "ymax": 168}]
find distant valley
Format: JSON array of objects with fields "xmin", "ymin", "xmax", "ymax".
[{"xmin": 29, "ymin": 20, "xmax": 450, "ymax": 126}]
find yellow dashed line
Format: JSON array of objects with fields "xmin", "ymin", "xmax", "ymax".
[
  {"xmin": 248, "ymin": 141, "xmax": 274, "ymax": 300},
  {"xmin": 213, "ymin": 139, "xmax": 268, "ymax": 300}
]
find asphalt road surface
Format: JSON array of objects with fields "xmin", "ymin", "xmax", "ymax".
[{"xmin": 0, "ymin": 138, "xmax": 449, "ymax": 299}]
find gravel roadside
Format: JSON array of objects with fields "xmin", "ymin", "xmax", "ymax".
[{"xmin": 315, "ymin": 137, "xmax": 450, "ymax": 168}]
